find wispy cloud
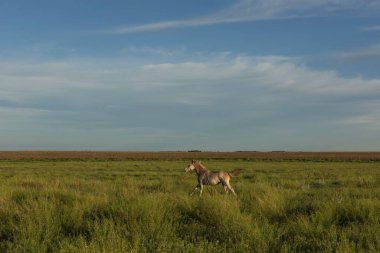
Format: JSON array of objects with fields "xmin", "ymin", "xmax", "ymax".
[
  {"xmin": 336, "ymin": 44, "xmax": 380, "ymax": 61},
  {"xmin": 103, "ymin": 13, "xmax": 251, "ymax": 34},
  {"xmin": 124, "ymin": 46, "xmax": 185, "ymax": 57},
  {"xmin": 361, "ymin": 24, "xmax": 380, "ymax": 31},
  {"xmin": 104, "ymin": 0, "xmax": 380, "ymax": 34}
]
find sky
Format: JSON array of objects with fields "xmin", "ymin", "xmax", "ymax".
[{"xmin": 1, "ymin": 0, "xmax": 380, "ymax": 151}]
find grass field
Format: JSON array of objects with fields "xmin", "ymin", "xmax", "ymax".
[{"xmin": 1, "ymin": 156, "xmax": 380, "ymax": 252}]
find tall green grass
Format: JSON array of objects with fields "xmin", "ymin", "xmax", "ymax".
[{"xmin": 0, "ymin": 160, "xmax": 379, "ymax": 252}]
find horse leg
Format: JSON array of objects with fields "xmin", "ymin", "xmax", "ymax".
[
  {"xmin": 190, "ymin": 184, "xmax": 199, "ymax": 196},
  {"xmin": 199, "ymin": 184, "xmax": 204, "ymax": 196},
  {"xmin": 226, "ymin": 182, "xmax": 237, "ymax": 197},
  {"xmin": 220, "ymin": 180, "xmax": 228, "ymax": 194}
]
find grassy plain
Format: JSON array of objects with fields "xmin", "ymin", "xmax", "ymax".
[{"xmin": 0, "ymin": 156, "xmax": 380, "ymax": 252}]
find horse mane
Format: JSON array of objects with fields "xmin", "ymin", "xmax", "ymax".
[{"xmin": 194, "ymin": 160, "xmax": 207, "ymax": 171}]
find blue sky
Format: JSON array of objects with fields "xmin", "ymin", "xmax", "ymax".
[{"xmin": 1, "ymin": 0, "xmax": 380, "ymax": 151}]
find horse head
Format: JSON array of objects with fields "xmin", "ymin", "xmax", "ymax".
[{"xmin": 184, "ymin": 160, "xmax": 199, "ymax": 172}]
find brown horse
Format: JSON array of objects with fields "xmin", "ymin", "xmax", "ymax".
[{"xmin": 184, "ymin": 160, "xmax": 242, "ymax": 197}]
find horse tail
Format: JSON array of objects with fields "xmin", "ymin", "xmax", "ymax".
[{"xmin": 228, "ymin": 168, "xmax": 243, "ymax": 177}]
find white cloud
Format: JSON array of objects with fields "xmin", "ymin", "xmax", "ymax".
[
  {"xmin": 1, "ymin": 54, "xmax": 379, "ymax": 110},
  {"xmin": 1, "ymin": 54, "xmax": 380, "ymax": 150},
  {"xmin": 103, "ymin": 0, "xmax": 380, "ymax": 34}
]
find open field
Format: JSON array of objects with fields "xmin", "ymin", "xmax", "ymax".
[{"xmin": 1, "ymin": 157, "xmax": 380, "ymax": 252}]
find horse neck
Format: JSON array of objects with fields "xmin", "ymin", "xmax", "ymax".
[{"xmin": 195, "ymin": 163, "xmax": 207, "ymax": 176}]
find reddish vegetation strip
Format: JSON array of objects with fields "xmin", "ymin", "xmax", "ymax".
[{"xmin": 0, "ymin": 151, "xmax": 379, "ymax": 161}]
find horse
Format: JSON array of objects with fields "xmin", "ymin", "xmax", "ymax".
[{"xmin": 184, "ymin": 160, "xmax": 242, "ymax": 197}]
